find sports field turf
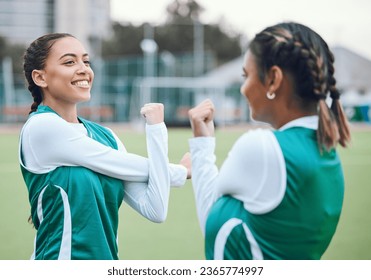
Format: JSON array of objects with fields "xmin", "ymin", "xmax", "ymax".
[{"xmin": 0, "ymin": 125, "xmax": 370, "ymax": 259}]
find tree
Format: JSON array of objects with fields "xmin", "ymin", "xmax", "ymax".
[
  {"xmin": 102, "ymin": 22, "xmax": 145, "ymax": 57},
  {"xmin": 102, "ymin": 0, "xmax": 242, "ymax": 65},
  {"xmin": 0, "ymin": 36, "xmax": 6, "ymax": 60},
  {"xmin": 0, "ymin": 35, "xmax": 26, "ymax": 75},
  {"xmin": 165, "ymin": 0, "xmax": 204, "ymax": 22}
]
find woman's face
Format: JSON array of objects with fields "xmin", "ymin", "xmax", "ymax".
[
  {"xmin": 240, "ymin": 50, "xmax": 271, "ymax": 123},
  {"xmin": 41, "ymin": 36, "xmax": 94, "ymax": 105}
]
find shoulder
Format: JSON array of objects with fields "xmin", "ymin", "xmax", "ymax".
[
  {"xmin": 21, "ymin": 113, "xmax": 66, "ymax": 135},
  {"xmin": 238, "ymin": 127, "xmax": 274, "ymax": 141},
  {"xmin": 225, "ymin": 128, "xmax": 287, "ymax": 214},
  {"xmin": 21, "ymin": 112, "xmax": 82, "ymax": 145},
  {"xmin": 232, "ymin": 128, "xmax": 277, "ymax": 155},
  {"xmin": 228, "ymin": 128, "xmax": 283, "ymax": 171},
  {"xmin": 26, "ymin": 112, "xmax": 63, "ymax": 124}
]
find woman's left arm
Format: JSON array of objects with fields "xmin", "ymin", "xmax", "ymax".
[{"xmin": 122, "ymin": 122, "xmax": 170, "ymax": 222}]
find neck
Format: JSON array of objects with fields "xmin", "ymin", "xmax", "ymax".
[
  {"xmin": 269, "ymin": 89, "xmax": 318, "ymax": 129},
  {"xmin": 43, "ymin": 101, "xmax": 79, "ymax": 123}
]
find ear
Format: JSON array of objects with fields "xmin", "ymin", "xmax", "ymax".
[
  {"xmin": 266, "ymin": 65, "xmax": 283, "ymax": 93},
  {"xmin": 31, "ymin": 70, "xmax": 47, "ymax": 88}
]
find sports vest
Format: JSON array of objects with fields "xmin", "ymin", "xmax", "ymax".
[
  {"xmin": 20, "ymin": 106, "xmax": 124, "ymax": 259},
  {"xmin": 205, "ymin": 127, "xmax": 344, "ymax": 259}
]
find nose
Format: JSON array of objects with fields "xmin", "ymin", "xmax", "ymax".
[
  {"xmin": 240, "ymin": 84, "xmax": 244, "ymax": 96},
  {"xmin": 76, "ymin": 61, "xmax": 89, "ymax": 74}
]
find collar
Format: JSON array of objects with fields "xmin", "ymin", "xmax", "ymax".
[{"xmin": 278, "ymin": 115, "xmax": 318, "ymax": 131}]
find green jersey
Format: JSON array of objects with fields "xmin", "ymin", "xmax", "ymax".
[
  {"xmin": 20, "ymin": 106, "xmax": 123, "ymax": 259},
  {"xmin": 204, "ymin": 127, "xmax": 344, "ymax": 259},
  {"xmin": 19, "ymin": 105, "xmax": 187, "ymax": 259}
]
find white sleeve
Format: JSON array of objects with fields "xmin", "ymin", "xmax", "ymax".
[
  {"xmin": 20, "ymin": 113, "xmax": 187, "ymax": 186},
  {"xmin": 188, "ymin": 129, "xmax": 287, "ymax": 234},
  {"xmin": 21, "ymin": 113, "xmax": 153, "ymax": 181},
  {"xmin": 121, "ymin": 122, "xmax": 170, "ymax": 222},
  {"xmin": 114, "ymin": 131, "xmax": 185, "ymax": 221},
  {"xmin": 188, "ymin": 137, "xmax": 220, "ymax": 235},
  {"xmin": 216, "ymin": 129, "xmax": 286, "ymax": 214},
  {"xmin": 20, "ymin": 113, "xmax": 173, "ymax": 222},
  {"xmin": 108, "ymin": 126, "xmax": 187, "ymax": 187}
]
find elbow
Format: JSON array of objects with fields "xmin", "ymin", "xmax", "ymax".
[
  {"xmin": 154, "ymin": 209, "xmax": 167, "ymax": 224},
  {"xmin": 150, "ymin": 211, "xmax": 167, "ymax": 223},
  {"xmin": 143, "ymin": 206, "xmax": 168, "ymax": 223}
]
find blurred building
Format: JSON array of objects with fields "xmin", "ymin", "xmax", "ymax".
[
  {"xmin": 0, "ymin": 0, "xmax": 111, "ymax": 56},
  {"xmin": 200, "ymin": 45, "xmax": 371, "ymax": 123}
]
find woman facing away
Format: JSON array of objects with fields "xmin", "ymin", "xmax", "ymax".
[
  {"xmin": 19, "ymin": 33, "xmax": 191, "ymax": 260},
  {"xmin": 187, "ymin": 22, "xmax": 351, "ymax": 260}
]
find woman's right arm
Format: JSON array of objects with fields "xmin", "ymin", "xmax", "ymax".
[
  {"xmin": 20, "ymin": 104, "xmax": 180, "ymax": 222},
  {"xmin": 187, "ymin": 100, "xmax": 287, "ymax": 235},
  {"xmin": 20, "ymin": 113, "xmax": 156, "ymax": 181},
  {"xmin": 188, "ymin": 99, "xmax": 219, "ymax": 234},
  {"xmin": 188, "ymin": 136, "xmax": 219, "ymax": 234},
  {"xmin": 20, "ymin": 111, "xmax": 187, "ymax": 185}
]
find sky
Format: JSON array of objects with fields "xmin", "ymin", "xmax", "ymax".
[{"xmin": 111, "ymin": 0, "xmax": 371, "ymax": 60}]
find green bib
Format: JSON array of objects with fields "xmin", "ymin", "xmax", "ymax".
[
  {"xmin": 205, "ymin": 127, "xmax": 344, "ymax": 260},
  {"xmin": 20, "ymin": 106, "xmax": 124, "ymax": 259}
]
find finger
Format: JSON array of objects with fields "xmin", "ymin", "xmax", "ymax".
[{"xmin": 140, "ymin": 107, "xmax": 146, "ymax": 115}]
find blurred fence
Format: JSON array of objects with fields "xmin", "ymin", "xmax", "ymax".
[
  {"xmin": 129, "ymin": 77, "xmax": 248, "ymax": 127},
  {"xmin": 0, "ymin": 51, "xmax": 249, "ymax": 125}
]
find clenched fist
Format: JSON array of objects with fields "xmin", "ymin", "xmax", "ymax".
[
  {"xmin": 188, "ymin": 99, "xmax": 215, "ymax": 137},
  {"xmin": 140, "ymin": 103, "xmax": 164, "ymax": 125}
]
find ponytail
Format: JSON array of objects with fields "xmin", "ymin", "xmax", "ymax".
[
  {"xmin": 317, "ymin": 98, "xmax": 340, "ymax": 152},
  {"xmin": 330, "ymin": 90, "xmax": 351, "ymax": 148},
  {"xmin": 28, "ymin": 83, "xmax": 43, "ymax": 114}
]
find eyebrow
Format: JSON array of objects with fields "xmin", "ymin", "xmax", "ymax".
[{"xmin": 59, "ymin": 53, "xmax": 89, "ymax": 60}]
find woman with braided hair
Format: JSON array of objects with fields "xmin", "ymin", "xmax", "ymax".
[
  {"xmin": 19, "ymin": 33, "xmax": 190, "ymax": 259},
  {"xmin": 187, "ymin": 22, "xmax": 351, "ymax": 259}
]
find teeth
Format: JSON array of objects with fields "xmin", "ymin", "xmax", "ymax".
[{"xmin": 73, "ymin": 80, "xmax": 89, "ymax": 87}]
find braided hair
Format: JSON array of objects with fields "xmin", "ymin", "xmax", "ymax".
[
  {"xmin": 249, "ymin": 22, "xmax": 350, "ymax": 152},
  {"xmin": 23, "ymin": 33, "xmax": 74, "ymax": 114}
]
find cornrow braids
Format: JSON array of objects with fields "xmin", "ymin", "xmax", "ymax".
[
  {"xmin": 249, "ymin": 22, "xmax": 350, "ymax": 152},
  {"xmin": 23, "ymin": 33, "xmax": 74, "ymax": 114},
  {"xmin": 299, "ymin": 36, "xmax": 341, "ymax": 152}
]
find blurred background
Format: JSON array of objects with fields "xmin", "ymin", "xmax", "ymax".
[
  {"xmin": 1, "ymin": 0, "xmax": 371, "ymax": 260},
  {"xmin": 1, "ymin": 0, "xmax": 371, "ymax": 125}
]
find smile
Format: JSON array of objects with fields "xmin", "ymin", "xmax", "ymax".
[{"xmin": 72, "ymin": 80, "xmax": 90, "ymax": 88}]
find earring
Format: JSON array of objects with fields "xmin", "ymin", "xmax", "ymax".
[{"xmin": 266, "ymin": 92, "xmax": 276, "ymax": 100}]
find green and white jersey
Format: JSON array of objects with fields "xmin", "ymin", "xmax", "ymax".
[
  {"xmin": 189, "ymin": 116, "xmax": 344, "ymax": 259},
  {"xmin": 19, "ymin": 106, "xmax": 187, "ymax": 259}
]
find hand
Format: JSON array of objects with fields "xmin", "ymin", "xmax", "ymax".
[
  {"xmin": 179, "ymin": 152, "xmax": 192, "ymax": 179},
  {"xmin": 188, "ymin": 99, "xmax": 215, "ymax": 137},
  {"xmin": 140, "ymin": 103, "xmax": 164, "ymax": 125}
]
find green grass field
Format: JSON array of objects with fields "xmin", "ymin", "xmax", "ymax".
[{"xmin": 0, "ymin": 125, "xmax": 370, "ymax": 260}]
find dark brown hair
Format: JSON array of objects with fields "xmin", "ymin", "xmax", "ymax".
[
  {"xmin": 249, "ymin": 22, "xmax": 350, "ymax": 151},
  {"xmin": 23, "ymin": 33, "xmax": 74, "ymax": 114}
]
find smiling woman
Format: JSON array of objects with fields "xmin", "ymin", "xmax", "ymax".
[
  {"xmin": 19, "ymin": 33, "xmax": 191, "ymax": 260},
  {"xmin": 29, "ymin": 36, "xmax": 94, "ymax": 122}
]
